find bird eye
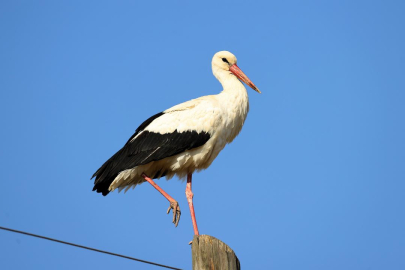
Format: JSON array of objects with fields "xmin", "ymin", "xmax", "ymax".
[{"xmin": 222, "ymin": 58, "xmax": 230, "ymax": 64}]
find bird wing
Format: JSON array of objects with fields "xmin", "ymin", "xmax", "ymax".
[
  {"xmin": 92, "ymin": 96, "xmax": 220, "ymax": 195},
  {"xmin": 147, "ymin": 95, "xmax": 222, "ymax": 134}
]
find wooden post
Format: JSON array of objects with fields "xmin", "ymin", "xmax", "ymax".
[{"xmin": 191, "ymin": 235, "xmax": 240, "ymax": 270}]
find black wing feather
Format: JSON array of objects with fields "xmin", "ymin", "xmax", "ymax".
[{"xmin": 91, "ymin": 112, "xmax": 211, "ymax": 196}]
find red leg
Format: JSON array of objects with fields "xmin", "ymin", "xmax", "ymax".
[
  {"xmin": 142, "ymin": 173, "xmax": 181, "ymax": 227},
  {"xmin": 186, "ymin": 173, "xmax": 199, "ymax": 235}
]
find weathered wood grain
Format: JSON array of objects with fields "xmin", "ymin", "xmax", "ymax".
[{"xmin": 191, "ymin": 235, "xmax": 240, "ymax": 270}]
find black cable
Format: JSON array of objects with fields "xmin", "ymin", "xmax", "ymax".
[{"xmin": 0, "ymin": 226, "xmax": 182, "ymax": 270}]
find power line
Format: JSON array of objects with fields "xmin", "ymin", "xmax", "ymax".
[{"xmin": 0, "ymin": 226, "xmax": 182, "ymax": 270}]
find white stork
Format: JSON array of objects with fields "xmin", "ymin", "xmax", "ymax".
[{"xmin": 92, "ymin": 51, "xmax": 260, "ymax": 235}]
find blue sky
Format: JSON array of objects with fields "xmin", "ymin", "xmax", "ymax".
[{"xmin": 1, "ymin": 1, "xmax": 404, "ymax": 269}]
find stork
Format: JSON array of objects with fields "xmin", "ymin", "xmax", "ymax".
[{"xmin": 92, "ymin": 51, "xmax": 261, "ymax": 235}]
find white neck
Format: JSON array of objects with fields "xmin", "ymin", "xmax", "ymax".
[
  {"xmin": 213, "ymin": 68, "xmax": 244, "ymax": 93},
  {"xmin": 213, "ymin": 68, "xmax": 250, "ymax": 143}
]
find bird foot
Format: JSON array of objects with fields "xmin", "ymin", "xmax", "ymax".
[
  {"xmin": 188, "ymin": 240, "xmax": 193, "ymax": 245},
  {"xmin": 167, "ymin": 201, "xmax": 181, "ymax": 227}
]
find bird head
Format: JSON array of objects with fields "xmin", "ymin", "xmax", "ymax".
[{"xmin": 212, "ymin": 51, "xmax": 261, "ymax": 93}]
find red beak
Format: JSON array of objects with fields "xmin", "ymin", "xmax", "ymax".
[{"xmin": 229, "ymin": 64, "xmax": 261, "ymax": 93}]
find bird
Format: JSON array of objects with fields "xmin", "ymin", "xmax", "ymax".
[{"xmin": 91, "ymin": 51, "xmax": 260, "ymax": 235}]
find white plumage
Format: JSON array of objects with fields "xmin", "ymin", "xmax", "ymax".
[{"xmin": 92, "ymin": 51, "xmax": 260, "ymax": 233}]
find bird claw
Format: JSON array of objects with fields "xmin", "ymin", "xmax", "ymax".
[{"xmin": 167, "ymin": 201, "xmax": 181, "ymax": 227}]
